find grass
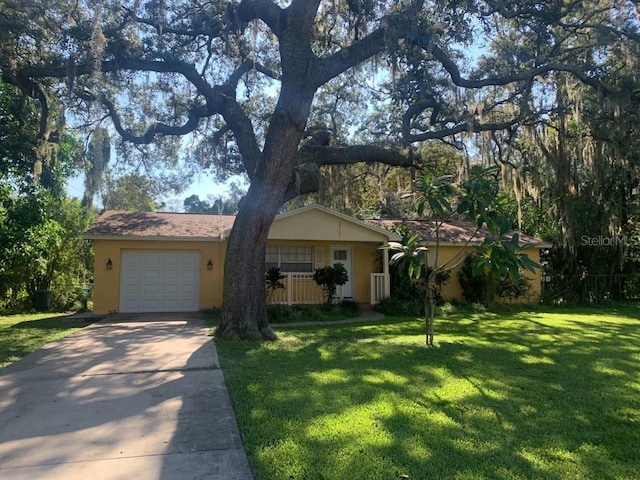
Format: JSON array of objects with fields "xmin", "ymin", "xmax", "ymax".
[
  {"xmin": 216, "ymin": 304, "xmax": 640, "ymax": 480},
  {"xmin": 0, "ymin": 312, "xmax": 90, "ymax": 369}
]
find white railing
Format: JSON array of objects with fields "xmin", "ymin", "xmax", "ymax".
[
  {"xmin": 370, "ymin": 273, "xmax": 386, "ymax": 304},
  {"xmin": 267, "ymin": 272, "xmax": 387, "ymax": 305},
  {"xmin": 267, "ymin": 273, "xmax": 325, "ymax": 305}
]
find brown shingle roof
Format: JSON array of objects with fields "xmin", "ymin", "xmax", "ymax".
[
  {"xmin": 83, "ymin": 208, "xmax": 550, "ymax": 247},
  {"xmin": 366, "ymin": 218, "xmax": 549, "ymax": 247},
  {"xmin": 83, "ymin": 211, "xmax": 234, "ymax": 240}
]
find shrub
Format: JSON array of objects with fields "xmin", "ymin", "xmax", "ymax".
[
  {"xmin": 313, "ymin": 263, "xmax": 348, "ymax": 304},
  {"xmin": 375, "ymin": 282, "xmax": 424, "ymax": 316},
  {"xmin": 265, "ymin": 267, "xmax": 285, "ymax": 300},
  {"xmin": 339, "ymin": 299, "xmax": 360, "ymax": 316},
  {"xmin": 458, "ymin": 255, "xmax": 532, "ymax": 305},
  {"xmin": 267, "ymin": 302, "xmax": 360, "ymax": 323}
]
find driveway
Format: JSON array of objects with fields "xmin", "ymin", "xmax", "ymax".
[{"xmin": 0, "ymin": 313, "xmax": 254, "ymax": 480}]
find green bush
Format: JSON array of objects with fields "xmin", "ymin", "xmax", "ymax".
[
  {"xmin": 339, "ymin": 299, "xmax": 360, "ymax": 315},
  {"xmin": 458, "ymin": 255, "xmax": 532, "ymax": 305},
  {"xmin": 374, "ymin": 282, "xmax": 424, "ymax": 316},
  {"xmin": 48, "ymin": 271, "xmax": 91, "ymax": 312},
  {"xmin": 267, "ymin": 302, "xmax": 360, "ymax": 324},
  {"xmin": 313, "ymin": 263, "xmax": 348, "ymax": 304}
]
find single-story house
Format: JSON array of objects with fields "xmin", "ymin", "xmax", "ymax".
[
  {"xmin": 83, "ymin": 204, "xmax": 401, "ymax": 315},
  {"xmin": 84, "ymin": 204, "xmax": 550, "ymax": 315}
]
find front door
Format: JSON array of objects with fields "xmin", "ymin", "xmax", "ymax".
[{"xmin": 330, "ymin": 246, "xmax": 353, "ymax": 299}]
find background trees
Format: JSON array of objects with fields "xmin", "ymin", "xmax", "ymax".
[
  {"xmin": 2, "ymin": 0, "xmax": 638, "ymax": 332},
  {"xmin": 0, "ymin": 76, "xmax": 91, "ymax": 312}
]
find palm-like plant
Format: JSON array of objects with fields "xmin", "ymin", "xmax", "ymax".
[{"xmin": 388, "ymin": 166, "xmax": 539, "ymax": 346}]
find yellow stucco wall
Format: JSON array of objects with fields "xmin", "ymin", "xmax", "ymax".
[
  {"xmin": 92, "ymin": 239, "xmax": 226, "ymax": 315},
  {"xmin": 92, "ymin": 237, "xmax": 383, "ymax": 314},
  {"xmin": 269, "ymin": 208, "xmax": 392, "ymax": 242},
  {"xmin": 431, "ymin": 245, "xmax": 542, "ymax": 303}
]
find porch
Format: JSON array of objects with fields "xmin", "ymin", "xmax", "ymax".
[{"xmin": 266, "ymin": 272, "xmax": 390, "ymax": 306}]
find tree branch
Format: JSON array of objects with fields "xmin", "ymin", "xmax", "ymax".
[
  {"xmin": 303, "ymin": 144, "xmax": 414, "ymax": 168},
  {"xmin": 120, "ymin": 4, "xmax": 226, "ymax": 39},
  {"xmin": 16, "ymin": 56, "xmax": 264, "ymax": 177},
  {"xmin": 236, "ymin": 0, "xmax": 284, "ymax": 37},
  {"xmin": 429, "ymin": 43, "xmax": 613, "ymax": 93},
  {"xmin": 281, "ymin": 144, "xmax": 415, "ymax": 201},
  {"xmin": 313, "ymin": 28, "xmax": 387, "ymax": 88}
]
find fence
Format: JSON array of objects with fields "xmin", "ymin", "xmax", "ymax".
[
  {"xmin": 267, "ymin": 273, "xmax": 326, "ymax": 305},
  {"xmin": 542, "ymin": 274, "xmax": 640, "ymax": 304}
]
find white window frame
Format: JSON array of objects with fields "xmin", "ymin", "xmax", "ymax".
[{"xmin": 265, "ymin": 246, "xmax": 314, "ymax": 273}]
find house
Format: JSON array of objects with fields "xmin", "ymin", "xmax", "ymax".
[
  {"xmin": 83, "ymin": 204, "xmax": 401, "ymax": 315},
  {"xmin": 83, "ymin": 204, "xmax": 550, "ymax": 315}
]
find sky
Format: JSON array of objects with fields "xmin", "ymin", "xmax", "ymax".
[{"xmin": 66, "ymin": 171, "xmax": 243, "ymax": 212}]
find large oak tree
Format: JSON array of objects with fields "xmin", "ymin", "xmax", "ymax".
[{"xmin": 2, "ymin": 0, "xmax": 637, "ymax": 337}]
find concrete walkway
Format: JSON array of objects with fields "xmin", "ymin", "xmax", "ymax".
[{"xmin": 0, "ymin": 313, "xmax": 254, "ymax": 480}]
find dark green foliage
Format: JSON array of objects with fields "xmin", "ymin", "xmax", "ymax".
[
  {"xmin": 338, "ymin": 299, "xmax": 360, "ymax": 316},
  {"xmin": 264, "ymin": 267, "xmax": 285, "ymax": 300},
  {"xmin": 458, "ymin": 254, "xmax": 532, "ymax": 305},
  {"xmin": 0, "ymin": 189, "xmax": 93, "ymax": 313},
  {"xmin": 374, "ymin": 284, "xmax": 424, "ymax": 317},
  {"xmin": 267, "ymin": 302, "xmax": 359, "ymax": 324},
  {"xmin": 379, "ymin": 267, "xmax": 451, "ymax": 316},
  {"xmin": 313, "ymin": 263, "xmax": 349, "ymax": 305}
]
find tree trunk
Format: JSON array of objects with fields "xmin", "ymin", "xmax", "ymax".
[
  {"xmin": 424, "ymin": 273, "xmax": 436, "ymax": 347},
  {"xmin": 215, "ymin": 83, "xmax": 316, "ymax": 340},
  {"xmin": 215, "ymin": 193, "xmax": 278, "ymax": 340}
]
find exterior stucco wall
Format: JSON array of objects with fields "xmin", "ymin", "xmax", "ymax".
[
  {"xmin": 269, "ymin": 208, "xmax": 391, "ymax": 242},
  {"xmin": 92, "ymin": 239, "xmax": 226, "ymax": 315}
]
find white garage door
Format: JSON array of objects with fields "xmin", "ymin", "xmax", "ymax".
[{"xmin": 119, "ymin": 251, "xmax": 200, "ymax": 313}]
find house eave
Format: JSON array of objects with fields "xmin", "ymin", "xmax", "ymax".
[
  {"xmin": 83, "ymin": 234, "xmax": 225, "ymax": 242},
  {"xmin": 269, "ymin": 204, "xmax": 402, "ymax": 242}
]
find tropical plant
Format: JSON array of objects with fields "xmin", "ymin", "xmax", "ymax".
[
  {"xmin": 265, "ymin": 267, "xmax": 285, "ymax": 302},
  {"xmin": 389, "ymin": 166, "xmax": 539, "ymax": 346},
  {"xmin": 313, "ymin": 263, "xmax": 349, "ymax": 305}
]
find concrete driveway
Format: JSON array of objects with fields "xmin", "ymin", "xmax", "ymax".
[{"xmin": 0, "ymin": 313, "xmax": 254, "ymax": 480}]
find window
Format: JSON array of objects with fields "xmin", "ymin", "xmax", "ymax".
[
  {"xmin": 333, "ymin": 249, "xmax": 348, "ymax": 261},
  {"xmin": 266, "ymin": 246, "xmax": 313, "ymax": 272}
]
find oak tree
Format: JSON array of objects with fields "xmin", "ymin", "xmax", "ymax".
[{"xmin": 2, "ymin": 0, "xmax": 636, "ymax": 337}]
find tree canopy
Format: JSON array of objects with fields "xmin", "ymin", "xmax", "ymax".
[{"xmin": 2, "ymin": 0, "xmax": 638, "ymax": 337}]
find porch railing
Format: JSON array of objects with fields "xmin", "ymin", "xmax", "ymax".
[
  {"xmin": 267, "ymin": 273, "xmax": 325, "ymax": 305},
  {"xmin": 266, "ymin": 272, "xmax": 388, "ymax": 305},
  {"xmin": 370, "ymin": 273, "xmax": 386, "ymax": 305}
]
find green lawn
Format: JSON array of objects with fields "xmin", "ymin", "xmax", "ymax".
[
  {"xmin": 216, "ymin": 304, "xmax": 640, "ymax": 480},
  {"xmin": 0, "ymin": 313, "xmax": 89, "ymax": 368}
]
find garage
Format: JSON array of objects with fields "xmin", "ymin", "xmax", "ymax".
[{"xmin": 119, "ymin": 251, "xmax": 201, "ymax": 313}]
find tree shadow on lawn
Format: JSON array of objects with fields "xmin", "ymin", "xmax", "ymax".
[{"xmin": 220, "ymin": 315, "xmax": 640, "ymax": 480}]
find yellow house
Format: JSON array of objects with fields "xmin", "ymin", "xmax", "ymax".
[
  {"xmin": 84, "ymin": 204, "xmax": 401, "ymax": 315},
  {"xmin": 84, "ymin": 204, "xmax": 550, "ymax": 315}
]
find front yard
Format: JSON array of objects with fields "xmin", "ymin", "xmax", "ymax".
[
  {"xmin": 0, "ymin": 313, "xmax": 89, "ymax": 368},
  {"xmin": 216, "ymin": 304, "xmax": 640, "ymax": 480}
]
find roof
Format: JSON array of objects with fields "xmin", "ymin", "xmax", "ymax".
[
  {"xmin": 83, "ymin": 211, "xmax": 234, "ymax": 241},
  {"xmin": 83, "ymin": 206, "xmax": 549, "ymax": 248},
  {"xmin": 83, "ymin": 205, "xmax": 401, "ymax": 242},
  {"xmin": 366, "ymin": 218, "xmax": 551, "ymax": 248}
]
